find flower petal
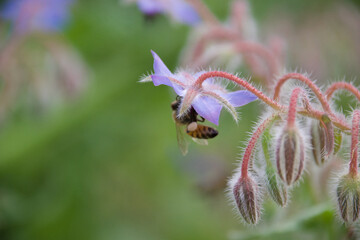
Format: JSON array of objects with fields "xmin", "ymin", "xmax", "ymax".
[
  {"xmin": 192, "ymin": 95, "xmax": 222, "ymax": 125},
  {"xmin": 151, "ymin": 75, "xmax": 172, "ymax": 87},
  {"xmin": 151, "ymin": 75, "xmax": 184, "ymax": 95},
  {"xmin": 224, "ymin": 90, "xmax": 258, "ymax": 107},
  {"xmin": 151, "ymin": 50, "xmax": 172, "ymax": 76},
  {"xmin": 137, "ymin": 0, "xmax": 164, "ymax": 15},
  {"xmin": 170, "ymin": 0, "xmax": 200, "ymax": 25}
]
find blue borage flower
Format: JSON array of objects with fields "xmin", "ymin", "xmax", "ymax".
[
  {"xmin": 1, "ymin": 0, "xmax": 74, "ymax": 34},
  {"xmin": 141, "ymin": 50, "xmax": 258, "ymax": 125},
  {"xmin": 136, "ymin": 0, "xmax": 200, "ymax": 25}
]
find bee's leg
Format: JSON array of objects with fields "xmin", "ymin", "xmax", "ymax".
[
  {"xmin": 172, "ymin": 112, "xmax": 177, "ymax": 123},
  {"xmin": 197, "ymin": 116, "xmax": 205, "ymax": 122},
  {"xmin": 187, "ymin": 122, "xmax": 198, "ymax": 132}
]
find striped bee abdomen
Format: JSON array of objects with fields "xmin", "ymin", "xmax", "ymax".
[{"xmin": 186, "ymin": 124, "xmax": 218, "ymax": 139}]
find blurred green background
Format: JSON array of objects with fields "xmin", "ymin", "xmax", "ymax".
[{"xmin": 0, "ymin": 0, "xmax": 360, "ymax": 239}]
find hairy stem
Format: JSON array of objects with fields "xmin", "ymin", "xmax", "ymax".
[
  {"xmin": 350, "ymin": 110, "xmax": 360, "ymax": 177},
  {"xmin": 325, "ymin": 82, "xmax": 360, "ymax": 102},
  {"xmin": 273, "ymin": 73, "xmax": 332, "ymax": 114},
  {"xmin": 195, "ymin": 71, "xmax": 283, "ymax": 110},
  {"xmin": 241, "ymin": 114, "xmax": 279, "ymax": 179},
  {"xmin": 287, "ymin": 88, "xmax": 302, "ymax": 128},
  {"xmin": 194, "ymin": 71, "xmax": 351, "ymax": 131}
]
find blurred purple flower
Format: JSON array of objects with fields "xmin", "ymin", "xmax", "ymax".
[
  {"xmin": 142, "ymin": 50, "xmax": 257, "ymax": 125},
  {"xmin": 136, "ymin": 0, "xmax": 200, "ymax": 25},
  {"xmin": 1, "ymin": 0, "xmax": 74, "ymax": 34}
]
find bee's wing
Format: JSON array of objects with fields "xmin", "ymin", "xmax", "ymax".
[
  {"xmin": 192, "ymin": 138, "xmax": 208, "ymax": 146},
  {"xmin": 175, "ymin": 121, "xmax": 189, "ymax": 155}
]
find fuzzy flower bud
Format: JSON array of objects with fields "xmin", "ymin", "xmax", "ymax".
[
  {"xmin": 309, "ymin": 115, "xmax": 334, "ymax": 165},
  {"xmin": 276, "ymin": 126, "xmax": 305, "ymax": 186},
  {"xmin": 336, "ymin": 174, "xmax": 360, "ymax": 223},
  {"xmin": 232, "ymin": 175, "xmax": 262, "ymax": 224}
]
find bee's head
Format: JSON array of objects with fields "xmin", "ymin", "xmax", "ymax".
[{"xmin": 171, "ymin": 96, "xmax": 182, "ymax": 111}]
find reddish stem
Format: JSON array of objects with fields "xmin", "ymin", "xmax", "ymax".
[
  {"xmin": 287, "ymin": 88, "xmax": 302, "ymax": 128},
  {"xmin": 241, "ymin": 114, "xmax": 279, "ymax": 179},
  {"xmin": 350, "ymin": 110, "xmax": 360, "ymax": 177},
  {"xmin": 195, "ymin": 71, "xmax": 283, "ymax": 110},
  {"xmin": 325, "ymin": 82, "xmax": 360, "ymax": 102},
  {"xmin": 273, "ymin": 73, "xmax": 332, "ymax": 114},
  {"xmin": 194, "ymin": 71, "xmax": 351, "ymax": 131}
]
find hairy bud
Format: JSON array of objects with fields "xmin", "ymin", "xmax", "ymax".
[
  {"xmin": 232, "ymin": 176, "xmax": 262, "ymax": 224},
  {"xmin": 309, "ymin": 115, "xmax": 334, "ymax": 165},
  {"xmin": 265, "ymin": 166, "xmax": 288, "ymax": 206},
  {"xmin": 336, "ymin": 174, "xmax": 360, "ymax": 223},
  {"xmin": 276, "ymin": 127, "xmax": 305, "ymax": 186}
]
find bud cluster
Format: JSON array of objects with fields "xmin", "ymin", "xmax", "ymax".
[
  {"xmin": 228, "ymin": 86, "xmax": 345, "ymax": 225},
  {"xmin": 139, "ymin": 0, "xmax": 360, "ymax": 230}
]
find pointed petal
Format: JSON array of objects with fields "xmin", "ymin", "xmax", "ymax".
[
  {"xmin": 138, "ymin": 0, "xmax": 163, "ymax": 15},
  {"xmin": 151, "ymin": 50, "xmax": 172, "ymax": 76},
  {"xmin": 151, "ymin": 75, "xmax": 172, "ymax": 87},
  {"xmin": 151, "ymin": 75, "xmax": 185, "ymax": 96},
  {"xmin": 192, "ymin": 95, "xmax": 222, "ymax": 125},
  {"xmin": 172, "ymin": 83, "xmax": 185, "ymax": 96},
  {"xmin": 150, "ymin": 51, "xmax": 186, "ymax": 95},
  {"xmin": 203, "ymin": 91, "xmax": 238, "ymax": 123},
  {"xmin": 170, "ymin": 0, "xmax": 200, "ymax": 25},
  {"xmin": 224, "ymin": 90, "xmax": 258, "ymax": 107}
]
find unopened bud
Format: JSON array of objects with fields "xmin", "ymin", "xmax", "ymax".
[
  {"xmin": 309, "ymin": 115, "xmax": 334, "ymax": 165},
  {"xmin": 336, "ymin": 174, "xmax": 360, "ymax": 223},
  {"xmin": 276, "ymin": 127, "xmax": 305, "ymax": 186},
  {"xmin": 232, "ymin": 176, "xmax": 262, "ymax": 224},
  {"xmin": 265, "ymin": 166, "xmax": 287, "ymax": 206}
]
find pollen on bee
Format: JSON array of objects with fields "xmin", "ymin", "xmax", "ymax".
[{"xmin": 187, "ymin": 122, "xmax": 198, "ymax": 132}]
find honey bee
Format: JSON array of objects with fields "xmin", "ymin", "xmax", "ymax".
[{"xmin": 171, "ymin": 96, "xmax": 218, "ymax": 155}]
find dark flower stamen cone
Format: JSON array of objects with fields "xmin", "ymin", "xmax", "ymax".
[
  {"xmin": 233, "ymin": 176, "xmax": 262, "ymax": 224},
  {"xmin": 276, "ymin": 127, "xmax": 305, "ymax": 186},
  {"xmin": 336, "ymin": 174, "xmax": 360, "ymax": 223}
]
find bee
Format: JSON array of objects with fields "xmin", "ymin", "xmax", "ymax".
[{"xmin": 171, "ymin": 96, "xmax": 218, "ymax": 155}]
